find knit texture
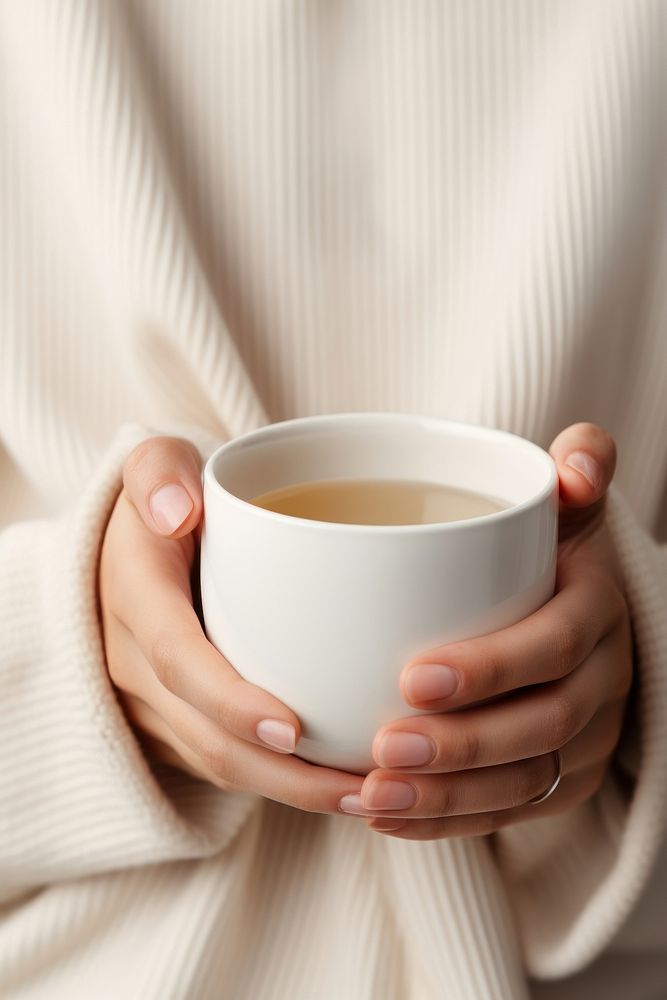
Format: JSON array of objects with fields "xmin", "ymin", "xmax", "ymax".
[{"xmin": 1, "ymin": 1, "xmax": 666, "ymax": 997}]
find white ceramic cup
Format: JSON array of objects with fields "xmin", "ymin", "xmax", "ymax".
[{"xmin": 200, "ymin": 412, "xmax": 559, "ymax": 774}]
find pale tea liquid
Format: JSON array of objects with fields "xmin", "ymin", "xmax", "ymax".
[{"xmin": 248, "ymin": 478, "xmax": 510, "ymax": 526}]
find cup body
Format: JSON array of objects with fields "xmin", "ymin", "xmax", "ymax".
[{"xmin": 200, "ymin": 412, "xmax": 559, "ymax": 774}]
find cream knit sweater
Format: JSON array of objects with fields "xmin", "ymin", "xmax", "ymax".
[{"xmin": 1, "ymin": 2, "xmax": 667, "ymax": 998}]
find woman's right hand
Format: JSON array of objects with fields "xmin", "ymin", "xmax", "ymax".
[{"xmin": 98, "ymin": 436, "xmax": 364, "ymax": 813}]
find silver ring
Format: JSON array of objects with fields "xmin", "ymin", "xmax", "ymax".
[{"xmin": 529, "ymin": 749, "xmax": 563, "ymax": 805}]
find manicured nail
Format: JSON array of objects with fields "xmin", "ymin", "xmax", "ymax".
[
  {"xmin": 376, "ymin": 731, "xmax": 435, "ymax": 768},
  {"xmin": 370, "ymin": 819, "xmax": 407, "ymax": 833},
  {"xmin": 149, "ymin": 483, "xmax": 193, "ymax": 533},
  {"xmin": 339, "ymin": 794, "xmax": 375, "ymax": 816},
  {"xmin": 256, "ymin": 719, "xmax": 296, "ymax": 753},
  {"xmin": 404, "ymin": 663, "xmax": 459, "ymax": 703},
  {"xmin": 363, "ymin": 781, "xmax": 417, "ymax": 811},
  {"xmin": 564, "ymin": 451, "xmax": 602, "ymax": 490}
]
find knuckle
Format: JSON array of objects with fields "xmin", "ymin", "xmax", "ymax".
[
  {"xmin": 435, "ymin": 778, "xmax": 456, "ymax": 816},
  {"xmin": 553, "ymin": 614, "xmax": 588, "ymax": 674},
  {"xmin": 451, "ymin": 727, "xmax": 481, "ymax": 771},
  {"xmin": 478, "ymin": 649, "xmax": 508, "ymax": 697},
  {"xmin": 150, "ymin": 632, "xmax": 181, "ymax": 692},
  {"xmin": 213, "ymin": 694, "xmax": 246, "ymax": 737},
  {"xmin": 547, "ymin": 690, "xmax": 580, "ymax": 748},
  {"xmin": 123, "ymin": 438, "xmax": 161, "ymax": 480},
  {"xmin": 123, "ymin": 436, "xmax": 197, "ymax": 489},
  {"xmin": 198, "ymin": 734, "xmax": 234, "ymax": 783}
]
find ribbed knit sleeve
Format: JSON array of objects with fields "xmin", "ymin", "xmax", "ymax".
[
  {"xmin": 494, "ymin": 482, "xmax": 667, "ymax": 979},
  {"xmin": 0, "ymin": 421, "xmax": 259, "ymax": 902}
]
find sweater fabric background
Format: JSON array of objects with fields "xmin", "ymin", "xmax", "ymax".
[{"xmin": 1, "ymin": 2, "xmax": 667, "ymax": 998}]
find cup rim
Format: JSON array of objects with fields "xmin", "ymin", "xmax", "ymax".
[{"xmin": 203, "ymin": 411, "xmax": 558, "ymax": 534}]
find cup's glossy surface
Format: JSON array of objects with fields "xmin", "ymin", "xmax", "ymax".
[{"xmin": 201, "ymin": 412, "xmax": 559, "ymax": 774}]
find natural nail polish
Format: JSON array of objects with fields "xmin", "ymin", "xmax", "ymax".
[
  {"xmin": 564, "ymin": 451, "xmax": 602, "ymax": 490},
  {"xmin": 363, "ymin": 781, "xmax": 417, "ymax": 811},
  {"xmin": 256, "ymin": 719, "xmax": 296, "ymax": 753},
  {"xmin": 149, "ymin": 483, "xmax": 193, "ymax": 534},
  {"xmin": 376, "ymin": 732, "xmax": 435, "ymax": 768},
  {"xmin": 338, "ymin": 794, "xmax": 375, "ymax": 816},
  {"xmin": 370, "ymin": 819, "xmax": 406, "ymax": 833},
  {"xmin": 404, "ymin": 663, "xmax": 459, "ymax": 703}
]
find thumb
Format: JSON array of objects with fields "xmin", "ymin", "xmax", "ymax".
[
  {"xmin": 122, "ymin": 436, "xmax": 203, "ymax": 538},
  {"xmin": 548, "ymin": 421, "xmax": 617, "ymax": 510}
]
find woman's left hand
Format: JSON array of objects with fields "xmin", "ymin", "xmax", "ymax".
[{"xmin": 339, "ymin": 422, "xmax": 634, "ymax": 839}]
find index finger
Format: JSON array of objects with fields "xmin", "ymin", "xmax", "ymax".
[{"xmin": 113, "ymin": 494, "xmax": 303, "ymax": 754}]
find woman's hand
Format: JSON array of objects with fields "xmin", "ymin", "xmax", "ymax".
[
  {"xmin": 340, "ymin": 422, "xmax": 634, "ymax": 839},
  {"xmin": 98, "ymin": 436, "xmax": 364, "ymax": 813}
]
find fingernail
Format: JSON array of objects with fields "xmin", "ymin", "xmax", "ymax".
[
  {"xmin": 376, "ymin": 732, "xmax": 435, "ymax": 768},
  {"xmin": 404, "ymin": 663, "xmax": 459, "ymax": 703},
  {"xmin": 363, "ymin": 781, "xmax": 417, "ymax": 811},
  {"xmin": 149, "ymin": 483, "xmax": 193, "ymax": 533},
  {"xmin": 370, "ymin": 819, "xmax": 407, "ymax": 832},
  {"xmin": 338, "ymin": 794, "xmax": 375, "ymax": 816},
  {"xmin": 256, "ymin": 719, "xmax": 296, "ymax": 753},
  {"xmin": 564, "ymin": 451, "xmax": 602, "ymax": 490}
]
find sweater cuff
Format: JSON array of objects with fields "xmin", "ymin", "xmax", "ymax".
[
  {"xmin": 493, "ymin": 482, "xmax": 667, "ymax": 978},
  {"xmin": 0, "ymin": 421, "xmax": 258, "ymax": 893}
]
